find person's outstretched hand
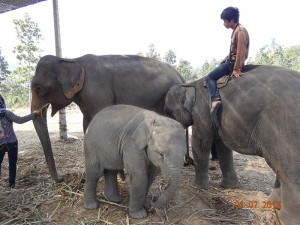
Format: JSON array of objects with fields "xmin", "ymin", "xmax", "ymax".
[{"xmin": 34, "ymin": 110, "xmax": 42, "ymax": 117}]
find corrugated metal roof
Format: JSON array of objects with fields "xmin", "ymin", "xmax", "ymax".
[{"xmin": 0, "ymin": 0, "xmax": 46, "ymax": 14}]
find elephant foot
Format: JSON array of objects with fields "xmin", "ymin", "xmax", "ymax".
[
  {"xmin": 103, "ymin": 191, "xmax": 122, "ymax": 203},
  {"xmin": 127, "ymin": 208, "xmax": 147, "ymax": 219},
  {"xmin": 193, "ymin": 177, "xmax": 209, "ymax": 189},
  {"xmin": 84, "ymin": 199, "xmax": 99, "ymax": 209},
  {"xmin": 220, "ymin": 178, "xmax": 239, "ymax": 188},
  {"xmin": 183, "ymin": 156, "xmax": 194, "ymax": 167},
  {"xmin": 54, "ymin": 175, "xmax": 64, "ymax": 183},
  {"xmin": 144, "ymin": 199, "xmax": 151, "ymax": 210}
]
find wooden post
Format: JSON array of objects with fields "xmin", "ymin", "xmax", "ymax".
[{"xmin": 53, "ymin": 0, "xmax": 67, "ymax": 140}]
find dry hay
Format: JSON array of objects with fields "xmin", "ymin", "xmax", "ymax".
[{"xmin": 0, "ymin": 107, "xmax": 281, "ymax": 224}]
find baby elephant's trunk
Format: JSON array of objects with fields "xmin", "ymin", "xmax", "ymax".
[{"xmin": 151, "ymin": 168, "xmax": 180, "ymax": 208}]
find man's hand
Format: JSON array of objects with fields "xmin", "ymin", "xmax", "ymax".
[{"xmin": 232, "ymin": 69, "xmax": 242, "ymax": 78}]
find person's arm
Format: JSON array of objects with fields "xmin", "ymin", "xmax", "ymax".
[
  {"xmin": 4, "ymin": 110, "xmax": 40, "ymax": 124},
  {"xmin": 232, "ymin": 30, "xmax": 248, "ymax": 77}
]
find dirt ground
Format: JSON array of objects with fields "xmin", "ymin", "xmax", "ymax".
[{"xmin": 0, "ymin": 105, "xmax": 279, "ymax": 225}]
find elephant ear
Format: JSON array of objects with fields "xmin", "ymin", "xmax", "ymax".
[
  {"xmin": 131, "ymin": 115, "xmax": 153, "ymax": 150},
  {"xmin": 180, "ymin": 85, "xmax": 196, "ymax": 113},
  {"xmin": 57, "ymin": 60, "xmax": 85, "ymax": 99}
]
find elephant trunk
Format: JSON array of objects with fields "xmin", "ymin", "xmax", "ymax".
[
  {"xmin": 31, "ymin": 92, "xmax": 63, "ymax": 182},
  {"xmin": 151, "ymin": 167, "xmax": 180, "ymax": 208}
]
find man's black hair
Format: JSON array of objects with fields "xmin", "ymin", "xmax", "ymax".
[{"xmin": 220, "ymin": 7, "xmax": 239, "ymax": 23}]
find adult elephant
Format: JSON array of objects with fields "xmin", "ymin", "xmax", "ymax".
[
  {"xmin": 164, "ymin": 65, "xmax": 300, "ymax": 225},
  {"xmin": 31, "ymin": 54, "xmax": 184, "ymax": 183}
]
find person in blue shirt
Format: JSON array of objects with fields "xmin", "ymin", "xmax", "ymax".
[{"xmin": 0, "ymin": 94, "xmax": 41, "ymax": 188}]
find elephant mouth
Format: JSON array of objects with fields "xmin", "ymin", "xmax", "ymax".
[
  {"xmin": 181, "ymin": 122, "xmax": 189, "ymax": 129},
  {"xmin": 50, "ymin": 103, "xmax": 69, "ymax": 117}
]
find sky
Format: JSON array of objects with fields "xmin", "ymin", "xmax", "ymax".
[{"xmin": 1, "ymin": 0, "xmax": 300, "ymax": 68}]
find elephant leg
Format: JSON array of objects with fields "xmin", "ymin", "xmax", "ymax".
[
  {"xmin": 84, "ymin": 168, "xmax": 103, "ymax": 209},
  {"xmin": 144, "ymin": 164, "xmax": 159, "ymax": 209},
  {"xmin": 210, "ymin": 141, "xmax": 218, "ymax": 161},
  {"xmin": 267, "ymin": 176, "xmax": 281, "ymax": 204},
  {"xmin": 103, "ymin": 170, "xmax": 122, "ymax": 203},
  {"xmin": 192, "ymin": 129, "xmax": 211, "ymax": 189},
  {"xmin": 128, "ymin": 172, "xmax": 148, "ymax": 219},
  {"xmin": 278, "ymin": 178, "xmax": 300, "ymax": 225},
  {"xmin": 216, "ymin": 141, "xmax": 239, "ymax": 188}
]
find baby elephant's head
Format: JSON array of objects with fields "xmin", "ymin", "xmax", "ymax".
[{"xmin": 131, "ymin": 113, "xmax": 186, "ymax": 208}]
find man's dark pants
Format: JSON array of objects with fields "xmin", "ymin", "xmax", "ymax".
[{"xmin": 205, "ymin": 60, "xmax": 234, "ymax": 102}]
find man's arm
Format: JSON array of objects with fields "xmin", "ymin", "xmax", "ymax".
[{"xmin": 232, "ymin": 30, "xmax": 248, "ymax": 77}]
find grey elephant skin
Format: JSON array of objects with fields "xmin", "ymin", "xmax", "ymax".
[
  {"xmin": 30, "ymin": 54, "xmax": 184, "ymax": 182},
  {"xmin": 83, "ymin": 105, "xmax": 186, "ymax": 219},
  {"xmin": 164, "ymin": 65, "xmax": 300, "ymax": 225}
]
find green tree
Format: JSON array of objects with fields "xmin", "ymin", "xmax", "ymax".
[
  {"xmin": 0, "ymin": 48, "xmax": 10, "ymax": 87},
  {"xmin": 12, "ymin": 13, "xmax": 43, "ymax": 105},
  {"xmin": 163, "ymin": 50, "xmax": 177, "ymax": 67},
  {"xmin": 250, "ymin": 39, "xmax": 300, "ymax": 71},
  {"xmin": 138, "ymin": 44, "xmax": 197, "ymax": 82},
  {"xmin": 145, "ymin": 44, "xmax": 161, "ymax": 61},
  {"xmin": 282, "ymin": 45, "xmax": 300, "ymax": 71},
  {"xmin": 197, "ymin": 58, "xmax": 219, "ymax": 78},
  {"xmin": 177, "ymin": 59, "xmax": 198, "ymax": 82}
]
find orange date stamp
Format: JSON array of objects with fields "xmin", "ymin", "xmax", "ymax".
[{"xmin": 234, "ymin": 200, "xmax": 281, "ymax": 209}]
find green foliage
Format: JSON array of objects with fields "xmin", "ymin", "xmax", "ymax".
[
  {"xmin": 249, "ymin": 39, "xmax": 300, "ymax": 71},
  {"xmin": 196, "ymin": 58, "xmax": 219, "ymax": 78},
  {"xmin": 145, "ymin": 44, "xmax": 161, "ymax": 61},
  {"xmin": 10, "ymin": 13, "xmax": 43, "ymax": 105},
  {"xmin": 177, "ymin": 59, "xmax": 198, "ymax": 82},
  {"xmin": 139, "ymin": 44, "xmax": 199, "ymax": 82},
  {"xmin": 163, "ymin": 50, "xmax": 177, "ymax": 67},
  {"xmin": 0, "ymin": 48, "xmax": 10, "ymax": 89}
]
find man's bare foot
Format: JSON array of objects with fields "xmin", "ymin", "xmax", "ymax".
[{"xmin": 210, "ymin": 100, "xmax": 221, "ymax": 113}]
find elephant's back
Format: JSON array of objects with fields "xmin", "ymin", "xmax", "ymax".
[
  {"xmin": 224, "ymin": 65, "xmax": 300, "ymax": 102},
  {"xmin": 86, "ymin": 105, "xmax": 151, "ymax": 136},
  {"xmin": 85, "ymin": 54, "xmax": 184, "ymax": 83},
  {"xmin": 81, "ymin": 55, "xmax": 184, "ymax": 115}
]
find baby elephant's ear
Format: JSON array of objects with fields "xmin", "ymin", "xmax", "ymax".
[{"xmin": 131, "ymin": 118, "xmax": 151, "ymax": 150}]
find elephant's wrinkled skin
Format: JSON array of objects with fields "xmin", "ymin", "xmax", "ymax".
[
  {"xmin": 83, "ymin": 105, "xmax": 186, "ymax": 219},
  {"xmin": 164, "ymin": 65, "xmax": 300, "ymax": 225},
  {"xmin": 31, "ymin": 54, "xmax": 184, "ymax": 182}
]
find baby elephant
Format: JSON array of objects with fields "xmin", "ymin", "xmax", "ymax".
[{"xmin": 83, "ymin": 105, "xmax": 186, "ymax": 219}]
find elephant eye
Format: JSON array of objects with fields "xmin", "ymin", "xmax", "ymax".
[{"xmin": 35, "ymin": 86, "xmax": 47, "ymax": 98}]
